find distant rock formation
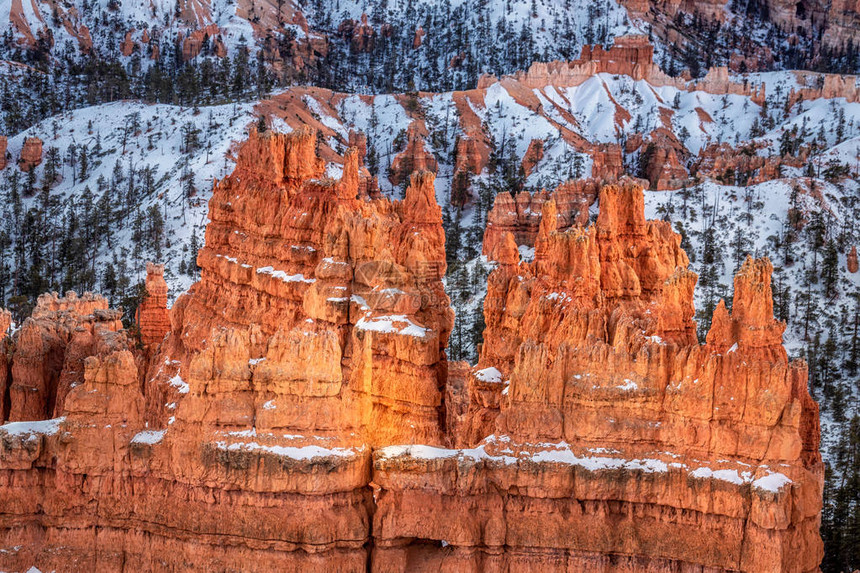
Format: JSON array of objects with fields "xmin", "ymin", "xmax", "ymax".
[
  {"xmin": 179, "ymin": 24, "xmax": 226, "ymax": 60},
  {"xmin": 339, "ymin": 13, "xmax": 377, "ymax": 53},
  {"xmin": 521, "ymin": 138, "xmax": 544, "ymax": 177},
  {"xmin": 480, "ymin": 36, "xmax": 768, "ymax": 104},
  {"xmin": 388, "ymin": 123, "xmax": 438, "ymax": 187},
  {"xmin": 18, "ymin": 137, "xmax": 42, "ymax": 172},
  {"xmin": 482, "ymin": 179, "xmax": 600, "ymax": 262},
  {"xmin": 0, "ymin": 135, "xmax": 6, "ymax": 170}
]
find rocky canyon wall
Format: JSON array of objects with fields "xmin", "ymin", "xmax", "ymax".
[
  {"xmin": 0, "ymin": 130, "xmax": 822, "ymax": 572},
  {"xmin": 376, "ymin": 182, "xmax": 821, "ymax": 572}
]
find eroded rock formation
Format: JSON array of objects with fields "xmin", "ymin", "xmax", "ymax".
[
  {"xmin": 0, "ymin": 131, "xmax": 822, "ymax": 572},
  {"xmin": 521, "ymin": 138, "xmax": 545, "ymax": 176},
  {"xmin": 339, "ymin": 14, "xmax": 377, "ymax": 53},
  {"xmin": 418, "ymin": 180, "xmax": 823, "ymax": 572},
  {"xmin": 137, "ymin": 262, "xmax": 170, "ymax": 350},
  {"xmin": 482, "ymin": 179, "xmax": 601, "ymax": 262},
  {"xmin": 480, "ymin": 35, "xmax": 772, "ymax": 105},
  {"xmin": 0, "ymin": 292, "xmax": 125, "ymax": 425},
  {"xmin": 18, "ymin": 137, "xmax": 42, "ymax": 172},
  {"xmin": 388, "ymin": 123, "xmax": 438, "ymax": 187},
  {"xmin": 180, "ymin": 24, "xmax": 226, "ymax": 60},
  {"xmin": 0, "ymin": 135, "xmax": 7, "ymax": 170}
]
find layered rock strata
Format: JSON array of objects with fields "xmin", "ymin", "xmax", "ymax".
[
  {"xmin": 378, "ymin": 181, "xmax": 821, "ymax": 572},
  {"xmin": 1, "ymin": 292, "xmax": 125, "ymax": 424},
  {"xmin": 0, "ymin": 131, "xmax": 822, "ymax": 573},
  {"xmin": 0, "ymin": 127, "xmax": 455, "ymax": 572}
]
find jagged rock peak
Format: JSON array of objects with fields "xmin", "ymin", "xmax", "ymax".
[
  {"xmin": 152, "ymin": 129, "xmax": 452, "ymax": 445},
  {"xmin": 706, "ymin": 255, "xmax": 787, "ymax": 358},
  {"xmin": 235, "ymin": 127, "xmax": 325, "ymax": 187}
]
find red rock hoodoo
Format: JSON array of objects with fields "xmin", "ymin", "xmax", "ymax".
[
  {"xmin": 0, "ymin": 130, "xmax": 822, "ymax": 573},
  {"xmin": 18, "ymin": 137, "xmax": 42, "ymax": 172},
  {"xmin": 137, "ymin": 261, "xmax": 170, "ymax": 350},
  {"xmin": 388, "ymin": 123, "xmax": 438, "ymax": 187},
  {"xmin": 424, "ymin": 180, "xmax": 822, "ymax": 572},
  {"xmin": 0, "ymin": 135, "xmax": 7, "ymax": 170}
]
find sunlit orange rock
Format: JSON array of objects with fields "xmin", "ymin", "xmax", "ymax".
[
  {"xmin": 413, "ymin": 179, "xmax": 823, "ymax": 572},
  {"xmin": 849, "ymin": 245, "xmax": 859, "ymax": 273},
  {"xmin": 136, "ymin": 262, "xmax": 170, "ymax": 350},
  {"xmin": 3, "ymin": 292, "xmax": 124, "ymax": 423},
  {"xmin": 0, "ymin": 135, "xmax": 822, "ymax": 572}
]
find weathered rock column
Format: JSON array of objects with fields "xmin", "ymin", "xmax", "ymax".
[{"xmin": 137, "ymin": 262, "xmax": 170, "ymax": 350}]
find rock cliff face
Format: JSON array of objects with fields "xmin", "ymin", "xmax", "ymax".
[
  {"xmin": 0, "ymin": 131, "xmax": 822, "ymax": 572},
  {"xmin": 1, "ymin": 292, "xmax": 125, "ymax": 425},
  {"xmin": 481, "ymin": 35, "xmax": 770, "ymax": 105},
  {"xmin": 408, "ymin": 180, "xmax": 822, "ymax": 572}
]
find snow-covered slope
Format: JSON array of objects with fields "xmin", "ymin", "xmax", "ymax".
[{"xmin": 0, "ymin": 100, "xmax": 254, "ymax": 298}]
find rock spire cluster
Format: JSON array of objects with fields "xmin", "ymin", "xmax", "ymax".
[{"xmin": 0, "ymin": 130, "xmax": 822, "ymax": 572}]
